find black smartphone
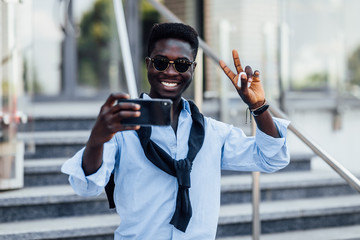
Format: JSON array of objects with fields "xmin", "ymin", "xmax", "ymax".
[{"xmin": 117, "ymin": 99, "xmax": 172, "ymax": 126}]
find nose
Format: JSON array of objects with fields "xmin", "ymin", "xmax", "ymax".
[{"xmin": 165, "ymin": 62, "xmax": 178, "ymax": 74}]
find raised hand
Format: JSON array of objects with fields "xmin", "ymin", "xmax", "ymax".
[{"xmin": 219, "ymin": 49, "xmax": 265, "ymax": 109}]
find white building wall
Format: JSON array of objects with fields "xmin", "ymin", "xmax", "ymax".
[
  {"xmin": 204, "ymin": 0, "xmax": 279, "ymax": 98},
  {"xmin": 287, "ymin": 108, "xmax": 360, "ymax": 173}
]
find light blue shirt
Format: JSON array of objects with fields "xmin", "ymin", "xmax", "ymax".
[{"xmin": 61, "ymin": 96, "xmax": 290, "ymax": 240}]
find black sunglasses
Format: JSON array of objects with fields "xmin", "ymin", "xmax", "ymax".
[{"xmin": 146, "ymin": 57, "xmax": 195, "ymax": 73}]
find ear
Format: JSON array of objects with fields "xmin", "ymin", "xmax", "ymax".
[{"xmin": 145, "ymin": 57, "xmax": 151, "ymax": 68}]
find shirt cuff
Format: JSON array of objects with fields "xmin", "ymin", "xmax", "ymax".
[
  {"xmin": 255, "ymin": 117, "xmax": 290, "ymax": 157},
  {"xmin": 61, "ymin": 141, "xmax": 116, "ymax": 188},
  {"xmin": 61, "ymin": 147, "xmax": 87, "ymax": 182}
]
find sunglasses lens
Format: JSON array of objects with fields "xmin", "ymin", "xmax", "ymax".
[
  {"xmin": 153, "ymin": 58, "xmax": 169, "ymax": 71},
  {"xmin": 174, "ymin": 62, "xmax": 190, "ymax": 73}
]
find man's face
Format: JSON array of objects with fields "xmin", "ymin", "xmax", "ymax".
[{"xmin": 147, "ymin": 38, "xmax": 196, "ymax": 101}]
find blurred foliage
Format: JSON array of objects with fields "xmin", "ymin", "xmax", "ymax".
[
  {"xmin": 1, "ymin": 81, "xmax": 10, "ymax": 98},
  {"xmin": 348, "ymin": 46, "xmax": 360, "ymax": 86},
  {"xmin": 77, "ymin": 0, "xmax": 116, "ymax": 88},
  {"xmin": 77, "ymin": 0, "xmax": 160, "ymax": 91},
  {"xmin": 293, "ymin": 44, "xmax": 360, "ymax": 92},
  {"xmin": 141, "ymin": 0, "xmax": 160, "ymax": 57},
  {"xmin": 291, "ymin": 72, "xmax": 328, "ymax": 91},
  {"xmin": 140, "ymin": 0, "xmax": 160, "ymax": 92},
  {"xmin": 22, "ymin": 59, "xmax": 42, "ymax": 95}
]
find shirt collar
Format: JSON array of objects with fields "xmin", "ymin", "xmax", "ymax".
[{"xmin": 181, "ymin": 97, "xmax": 191, "ymax": 115}]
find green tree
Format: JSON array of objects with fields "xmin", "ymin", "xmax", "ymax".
[
  {"xmin": 140, "ymin": 0, "xmax": 160, "ymax": 91},
  {"xmin": 292, "ymin": 72, "xmax": 328, "ymax": 91},
  {"xmin": 77, "ymin": 0, "xmax": 160, "ymax": 90},
  {"xmin": 77, "ymin": 0, "xmax": 117, "ymax": 89},
  {"xmin": 348, "ymin": 46, "xmax": 360, "ymax": 86}
]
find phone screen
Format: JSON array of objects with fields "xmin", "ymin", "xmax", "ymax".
[{"xmin": 117, "ymin": 99, "xmax": 172, "ymax": 126}]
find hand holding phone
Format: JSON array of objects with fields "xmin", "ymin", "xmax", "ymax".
[
  {"xmin": 86, "ymin": 93, "xmax": 141, "ymax": 149},
  {"xmin": 117, "ymin": 99, "xmax": 172, "ymax": 126}
]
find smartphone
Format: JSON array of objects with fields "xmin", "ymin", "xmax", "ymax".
[{"xmin": 117, "ymin": 99, "xmax": 172, "ymax": 126}]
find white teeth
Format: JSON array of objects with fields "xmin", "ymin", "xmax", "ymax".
[{"xmin": 161, "ymin": 82, "xmax": 178, "ymax": 87}]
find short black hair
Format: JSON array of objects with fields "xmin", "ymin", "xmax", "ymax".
[{"xmin": 147, "ymin": 23, "xmax": 199, "ymax": 60}]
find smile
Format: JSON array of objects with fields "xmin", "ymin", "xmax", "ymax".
[{"xmin": 161, "ymin": 82, "xmax": 178, "ymax": 87}]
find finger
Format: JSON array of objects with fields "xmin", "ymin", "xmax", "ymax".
[
  {"xmin": 253, "ymin": 70, "xmax": 260, "ymax": 82},
  {"xmin": 119, "ymin": 125, "xmax": 141, "ymax": 131},
  {"xmin": 245, "ymin": 66, "xmax": 253, "ymax": 78},
  {"xmin": 114, "ymin": 110, "xmax": 141, "ymax": 122},
  {"xmin": 245, "ymin": 66, "xmax": 253, "ymax": 87},
  {"xmin": 240, "ymin": 72, "xmax": 249, "ymax": 91},
  {"xmin": 232, "ymin": 49, "xmax": 243, "ymax": 74},
  {"xmin": 109, "ymin": 122, "xmax": 140, "ymax": 132},
  {"xmin": 237, "ymin": 72, "xmax": 247, "ymax": 88},
  {"xmin": 112, "ymin": 102, "xmax": 141, "ymax": 113},
  {"xmin": 104, "ymin": 93, "xmax": 130, "ymax": 107},
  {"xmin": 219, "ymin": 60, "xmax": 236, "ymax": 81}
]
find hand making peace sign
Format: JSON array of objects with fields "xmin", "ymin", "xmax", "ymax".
[{"xmin": 219, "ymin": 49, "xmax": 265, "ymax": 109}]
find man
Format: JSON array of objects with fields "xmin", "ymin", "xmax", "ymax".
[{"xmin": 62, "ymin": 23, "xmax": 290, "ymax": 239}]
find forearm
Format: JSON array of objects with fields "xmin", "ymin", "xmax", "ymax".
[
  {"xmin": 253, "ymin": 110, "xmax": 280, "ymax": 138},
  {"xmin": 82, "ymin": 140, "xmax": 104, "ymax": 176}
]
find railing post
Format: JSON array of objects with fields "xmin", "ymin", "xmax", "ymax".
[
  {"xmin": 252, "ymin": 171, "xmax": 261, "ymax": 240},
  {"xmin": 113, "ymin": 0, "xmax": 138, "ymax": 98},
  {"xmin": 251, "ymin": 117, "xmax": 261, "ymax": 240}
]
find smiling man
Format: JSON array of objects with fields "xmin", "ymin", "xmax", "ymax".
[{"xmin": 62, "ymin": 23, "xmax": 290, "ymax": 240}]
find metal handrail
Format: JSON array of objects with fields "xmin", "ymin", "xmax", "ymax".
[
  {"xmin": 269, "ymin": 105, "xmax": 360, "ymax": 193},
  {"xmin": 113, "ymin": 0, "xmax": 138, "ymax": 98}
]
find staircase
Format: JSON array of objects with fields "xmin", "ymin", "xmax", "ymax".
[{"xmin": 1, "ymin": 101, "xmax": 360, "ymax": 239}]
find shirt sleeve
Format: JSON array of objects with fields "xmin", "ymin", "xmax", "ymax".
[
  {"xmin": 61, "ymin": 136, "xmax": 119, "ymax": 197},
  {"xmin": 221, "ymin": 117, "xmax": 290, "ymax": 173}
]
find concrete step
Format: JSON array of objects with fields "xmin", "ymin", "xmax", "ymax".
[
  {"xmin": 278, "ymin": 153, "xmax": 313, "ymax": 172},
  {"xmin": 18, "ymin": 131, "xmax": 89, "ymax": 159},
  {"xmin": 0, "ymin": 213, "xmax": 119, "ymax": 240},
  {"xmin": 23, "ymin": 159, "xmax": 359, "ymax": 205},
  {"xmin": 2, "ymin": 170, "xmax": 359, "ymax": 238},
  {"xmin": 22, "ymin": 154, "xmax": 313, "ymax": 188},
  {"xmin": 0, "ymin": 185, "xmax": 113, "ymax": 223},
  {"xmin": 23, "ymin": 161, "xmax": 358, "ymax": 205},
  {"xmin": 5, "ymin": 203, "xmax": 359, "ymax": 240},
  {"xmin": 221, "ymin": 170, "xmax": 359, "ymax": 204},
  {"xmin": 216, "ymin": 224, "xmax": 360, "ymax": 240},
  {"xmin": 24, "ymin": 158, "xmax": 68, "ymax": 186},
  {"xmin": 25, "ymin": 101, "xmax": 102, "ymax": 119},
  {"xmin": 19, "ymin": 116, "xmax": 96, "ymax": 132},
  {"xmin": 24, "ymin": 164, "xmax": 356, "ymax": 203},
  {"xmin": 216, "ymin": 195, "xmax": 360, "ymax": 238}
]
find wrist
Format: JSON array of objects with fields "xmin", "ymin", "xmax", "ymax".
[
  {"xmin": 86, "ymin": 135, "xmax": 105, "ymax": 149},
  {"xmin": 249, "ymin": 101, "xmax": 269, "ymax": 117},
  {"xmin": 248, "ymin": 100, "xmax": 266, "ymax": 110}
]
